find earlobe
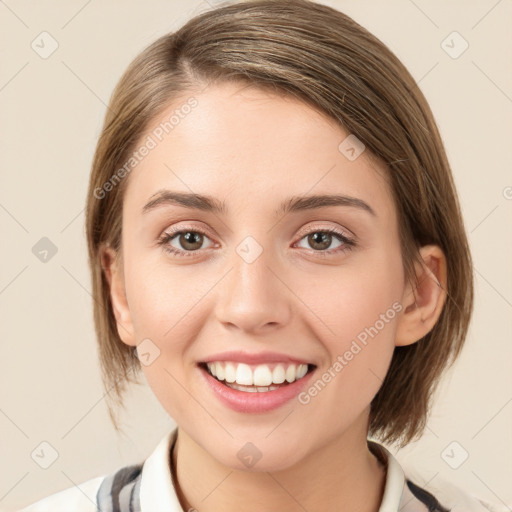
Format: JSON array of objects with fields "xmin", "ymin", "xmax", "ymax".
[
  {"xmin": 395, "ymin": 245, "xmax": 447, "ymax": 347},
  {"xmin": 100, "ymin": 244, "xmax": 137, "ymax": 347}
]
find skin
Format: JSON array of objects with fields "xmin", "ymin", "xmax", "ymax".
[{"xmin": 103, "ymin": 81, "xmax": 447, "ymax": 512}]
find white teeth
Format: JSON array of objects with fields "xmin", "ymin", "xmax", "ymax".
[
  {"xmin": 235, "ymin": 363, "xmax": 253, "ymax": 385},
  {"xmin": 224, "ymin": 362, "xmax": 236, "ymax": 383},
  {"xmin": 205, "ymin": 361, "xmax": 310, "ymax": 386},
  {"xmin": 215, "ymin": 362, "xmax": 225, "ymax": 381},
  {"xmin": 253, "ymin": 365, "xmax": 273, "ymax": 386},
  {"xmin": 225, "ymin": 382, "xmax": 281, "ymax": 392},
  {"xmin": 272, "ymin": 364, "xmax": 286, "ymax": 383},
  {"xmin": 297, "ymin": 364, "xmax": 308, "ymax": 379},
  {"xmin": 285, "ymin": 365, "xmax": 296, "ymax": 383}
]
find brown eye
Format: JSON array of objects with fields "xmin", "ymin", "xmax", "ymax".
[
  {"xmin": 297, "ymin": 230, "xmax": 345, "ymax": 252},
  {"xmin": 178, "ymin": 231, "xmax": 204, "ymax": 251},
  {"xmin": 158, "ymin": 228, "xmax": 215, "ymax": 257},
  {"xmin": 307, "ymin": 232, "xmax": 335, "ymax": 251}
]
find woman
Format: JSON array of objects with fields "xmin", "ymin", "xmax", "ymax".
[{"xmin": 21, "ymin": 0, "xmax": 498, "ymax": 510}]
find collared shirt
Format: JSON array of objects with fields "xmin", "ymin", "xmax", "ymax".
[{"xmin": 20, "ymin": 427, "xmax": 501, "ymax": 512}]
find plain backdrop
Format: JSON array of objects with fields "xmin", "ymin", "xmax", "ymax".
[{"xmin": 1, "ymin": 0, "xmax": 511, "ymax": 510}]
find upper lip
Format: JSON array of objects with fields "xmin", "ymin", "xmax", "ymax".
[{"xmin": 200, "ymin": 350, "xmax": 315, "ymax": 366}]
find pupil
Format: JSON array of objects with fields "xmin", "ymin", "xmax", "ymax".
[
  {"xmin": 181, "ymin": 232, "xmax": 202, "ymax": 250},
  {"xmin": 309, "ymin": 232, "xmax": 330, "ymax": 250}
]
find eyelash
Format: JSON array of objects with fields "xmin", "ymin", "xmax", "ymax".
[{"xmin": 157, "ymin": 225, "xmax": 356, "ymax": 259}]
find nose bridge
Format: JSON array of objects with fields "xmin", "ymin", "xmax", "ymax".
[{"xmin": 214, "ymin": 233, "xmax": 291, "ymax": 332}]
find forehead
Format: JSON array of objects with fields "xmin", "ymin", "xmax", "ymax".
[{"xmin": 123, "ymin": 81, "xmax": 394, "ymax": 220}]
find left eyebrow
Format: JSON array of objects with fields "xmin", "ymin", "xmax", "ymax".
[
  {"xmin": 275, "ymin": 193, "xmax": 376, "ymax": 217},
  {"xmin": 141, "ymin": 190, "xmax": 376, "ymax": 217}
]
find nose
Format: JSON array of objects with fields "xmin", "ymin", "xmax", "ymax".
[{"xmin": 214, "ymin": 240, "xmax": 292, "ymax": 334}]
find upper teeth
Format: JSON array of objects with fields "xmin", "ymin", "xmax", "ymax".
[{"xmin": 206, "ymin": 362, "xmax": 309, "ymax": 386}]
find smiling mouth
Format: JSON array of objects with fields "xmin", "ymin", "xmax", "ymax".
[{"xmin": 198, "ymin": 361, "xmax": 317, "ymax": 392}]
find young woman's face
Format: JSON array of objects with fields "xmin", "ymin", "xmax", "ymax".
[{"xmin": 114, "ymin": 81, "xmax": 409, "ymax": 470}]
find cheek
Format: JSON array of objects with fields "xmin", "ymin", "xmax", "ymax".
[
  {"xmin": 124, "ymin": 248, "xmax": 195, "ymax": 338},
  {"xmin": 294, "ymin": 251, "xmax": 403, "ymax": 411},
  {"xmin": 298, "ymin": 252, "xmax": 403, "ymax": 350},
  {"xmin": 123, "ymin": 260, "xmax": 204, "ymax": 420}
]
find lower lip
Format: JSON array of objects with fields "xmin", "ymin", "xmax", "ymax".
[{"xmin": 198, "ymin": 364, "xmax": 316, "ymax": 413}]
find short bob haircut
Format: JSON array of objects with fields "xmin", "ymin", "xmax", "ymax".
[{"xmin": 85, "ymin": 0, "xmax": 473, "ymax": 447}]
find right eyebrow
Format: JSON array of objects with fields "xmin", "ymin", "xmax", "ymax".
[{"xmin": 142, "ymin": 190, "xmax": 227, "ymax": 215}]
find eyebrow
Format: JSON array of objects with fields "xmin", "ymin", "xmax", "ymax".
[{"xmin": 142, "ymin": 190, "xmax": 376, "ymax": 217}]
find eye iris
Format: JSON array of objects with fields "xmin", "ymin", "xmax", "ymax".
[
  {"xmin": 308, "ymin": 232, "xmax": 331, "ymax": 250},
  {"xmin": 180, "ymin": 231, "xmax": 203, "ymax": 251}
]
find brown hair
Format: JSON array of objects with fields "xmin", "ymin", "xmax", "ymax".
[{"xmin": 85, "ymin": 0, "xmax": 473, "ymax": 447}]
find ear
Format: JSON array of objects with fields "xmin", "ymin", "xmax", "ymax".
[
  {"xmin": 101, "ymin": 244, "xmax": 137, "ymax": 347},
  {"xmin": 395, "ymin": 245, "xmax": 447, "ymax": 347}
]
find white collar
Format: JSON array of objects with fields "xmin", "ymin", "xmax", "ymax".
[
  {"xmin": 139, "ymin": 428, "xmax": 406, "ymax": 511},
  {"xmin": 369, "ymin": 440, "xmax": 407, "ymax": 511}
]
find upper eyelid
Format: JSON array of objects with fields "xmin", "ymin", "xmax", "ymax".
[{"xmin": 295, "ymin": 223, "xmax": 354, "ymax": 239}]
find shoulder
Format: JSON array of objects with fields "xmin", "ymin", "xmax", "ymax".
[
  {"xmin": 20, "ymin": 428, "xmax": 178, "ymax": 512},
  {"xmin": 369, "ymin": 440, "xmax": 507, "ymax": 512},
  {"xmin": 19, "ymin": 475, "xmax": 105, "ymax": 512},
  {"xmin": 20, "ymin": 461, "xmax": 145, "ymax": 512},
  {"xmin": 403, "ymin": 473, "xmax": 508, "ymax": 512}
]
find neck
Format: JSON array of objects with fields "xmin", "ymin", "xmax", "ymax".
[{"xmin": 171, "ymin": 418, "xmax": 387, "ymax": 512}]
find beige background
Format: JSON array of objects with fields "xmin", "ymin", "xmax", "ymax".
[{"xmin": 1, "ymin": 0, "xmax": 511, "ymax": 510}]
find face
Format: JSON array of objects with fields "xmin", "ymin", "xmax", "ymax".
[{"xmin": 108, "ymin": 81, "xmax": 411, "ymax": 471}]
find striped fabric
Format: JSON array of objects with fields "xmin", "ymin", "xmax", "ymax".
[
  {"xmin": 405, "ymin": 480, "xmax": 450, "ymax": 512},
  {"xmin": 96, "ymin": 463, "xmax": 143, "ymax": 512}
]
